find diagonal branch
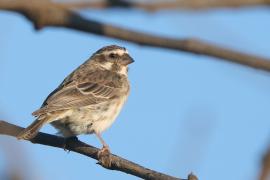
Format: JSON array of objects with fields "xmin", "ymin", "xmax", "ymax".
[
  {"xmin": 58, "ymin": 0, "xmax": 270, "ymax": 11},
  {"xmin": 0, "ymin": 120, "xmax": 193, "ymax": 180},
  {"xmin": 0, "ymin": 0, "xmax": 270, "ymax": 72}
]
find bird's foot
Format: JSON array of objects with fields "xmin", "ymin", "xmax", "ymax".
[
  {"xmin": 97, "ymin": 145, "xmax": 112, "ymax": 168},
  {"xmin": 63, "ymin": 136, "xmax": 78, "ymax": 152}
]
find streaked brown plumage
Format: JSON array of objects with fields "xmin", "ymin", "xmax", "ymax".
[{"xmin": 17, "ymin": 45, "xmax": 134, "ymax": 155}]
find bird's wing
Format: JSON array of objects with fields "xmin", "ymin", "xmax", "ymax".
[{"xmin": 32, "ymin": 70, "xmax": 124, "ymax": 116}]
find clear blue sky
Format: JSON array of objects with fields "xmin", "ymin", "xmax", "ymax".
[{"xmin": 1, "ymin": 7, "xmax": 270, "ymax": 180}]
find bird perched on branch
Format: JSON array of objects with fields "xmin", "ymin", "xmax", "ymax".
[{"xmin": 17, "ymin": 45, "xmax": 134, "ymax": 163}]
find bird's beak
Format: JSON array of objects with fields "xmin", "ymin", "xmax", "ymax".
[{"xmin": 122, "ymin": 54, "xmax": 134, "ymax": 65}]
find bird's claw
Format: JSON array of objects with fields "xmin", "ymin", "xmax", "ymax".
[{"xmin": 97, "ymin": 146, "xmax": 112, "ymax": 168}]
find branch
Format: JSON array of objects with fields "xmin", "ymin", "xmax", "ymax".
[
  {"xmin": 1, "ymin": 0, "xmax": 270, "ymax": 72},
  {"xmin": 0, "ymin": 120, "xmax": 193, "ymax": 180},
  {"xmin": 58, "ymin": 0, "xmax": 270, "ymax": 10}
]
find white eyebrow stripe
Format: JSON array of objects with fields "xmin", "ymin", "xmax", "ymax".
[{"xmin": 103, "ymin": 49, "xmax": 128, "ymax": 56}]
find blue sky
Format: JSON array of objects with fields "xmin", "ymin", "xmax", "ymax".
[{"xmin": 1, "ymin": 6, "xmax": 270, "ymax": 180}]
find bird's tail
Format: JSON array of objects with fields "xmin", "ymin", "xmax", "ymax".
[{"xmin": 17, "ymin": 119, "xmax": 47, "ymax": 140}]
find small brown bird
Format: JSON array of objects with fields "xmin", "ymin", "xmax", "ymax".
[{"xmin": 17, "ymin": 45, "xmax": 134, "ymax": 156}]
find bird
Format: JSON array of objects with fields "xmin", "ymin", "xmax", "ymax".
[{"xmin": 17, "ymin": 45, "xmax": 134, "ymax": 159}]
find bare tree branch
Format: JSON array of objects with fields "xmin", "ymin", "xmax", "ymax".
[
  {"xmin": 57, "ymin": 0, "xmax": 270, "ymax": 11},
  {"xmin": 0, "ymin": 0, "xmax": 270, "ymax": 72},
  {"xmin": 0, "ymin": 120, "xmax": 196, "ymax": 180}
]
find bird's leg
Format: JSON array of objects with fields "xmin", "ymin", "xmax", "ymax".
[
  {"xmin": 95, "ymin": 132, "xmax": 111, "ymax": 167},
  {"xmin": 95, "ymin": 132, "xmax": 110, "ymax": 151}
]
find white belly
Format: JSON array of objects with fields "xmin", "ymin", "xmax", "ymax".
[{"xmin": 51, "ymin": 95, "xmax": 128, "ymax": 136}]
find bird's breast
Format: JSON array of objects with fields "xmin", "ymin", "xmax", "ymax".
[{"xmin": 91, "ymin": 94, "xmax": 128, "ymax": 134}]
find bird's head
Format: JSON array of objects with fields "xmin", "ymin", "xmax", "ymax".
[{"xmin": 90, "ymin": 45, "xmax": 134, "ymax": 75}]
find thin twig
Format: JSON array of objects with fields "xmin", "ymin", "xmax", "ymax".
[
  {"xmin": 0, "ymin": 0, "xmax": 270, "ymax": 72},
  {"xmin": 0, "ymin": 120, "xmax": 192, "ymax": 180},
  {"xmin": 58, "ymin": 0, "xmax": 270, "ymax": 10}
]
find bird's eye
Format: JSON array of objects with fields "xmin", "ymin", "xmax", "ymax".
[{"xmin": 109, "ymin": 53, "xmax": 117, "ymax": 59}]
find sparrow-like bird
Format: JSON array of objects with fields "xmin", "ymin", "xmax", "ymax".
[{"xmin": 17, "ymin": 45, "xmax": 134, "ymax": 156}]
